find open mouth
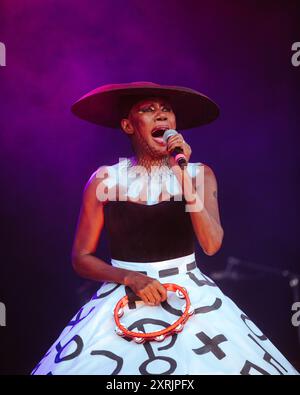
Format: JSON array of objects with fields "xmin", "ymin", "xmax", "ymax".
[
  {"xmin": 152, "ymin": 128, "xmax": 168, "ymax": 138},
  {"xmin": 151, "ymin": 128, "xmax": 169, "ymax": 146}
]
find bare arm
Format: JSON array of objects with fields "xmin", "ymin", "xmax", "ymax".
[
  {"xmin": 166, "ymin": 135, "xmax": 224, "ymax": 255},
  {"xmin": 71, "ymin": 167, "xmax": 167, "ymax": 305},
  {"xmin": 171, "ymin": 163, "xmax": 224, "ymax": 256},
  {"xmin": 188, "ymin": 164, "xmax": 224, "ymax": 256}
]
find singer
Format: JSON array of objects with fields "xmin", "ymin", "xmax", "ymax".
[{"xmin": 31, "ymin": 82, "xmax": 298, "ymax": 375}]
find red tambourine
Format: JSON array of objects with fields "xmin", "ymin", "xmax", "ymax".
[{"xmin": 113, "ymin": 283, "xmax": 194, "ymax": 343}]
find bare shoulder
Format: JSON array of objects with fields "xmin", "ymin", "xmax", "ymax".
[
  {"xmin": 197, "ymin": 163, "xmax": 222, "ymax": 225},
  {"xmin": 202, "ymin": 163, "xmax": 216, "ymax": 178},
  {"xmin": 193, "ymin": 162, "xmax": 218, "ymax": 182},
  {"xmin": 193, "ymin": 162, "xmax": 219, "ymax": 200},
  {"xmin": 82, "ymin": 165, "xmax": 110, "ymax": 205}
]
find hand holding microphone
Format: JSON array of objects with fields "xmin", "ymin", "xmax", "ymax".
[
  {"xmin": 163, "ymin": 129, "xmax": 191, "ymax": 169},
  {"xmin": 163, "ymin": 129, "xmax": 199, "ymax": 207}
]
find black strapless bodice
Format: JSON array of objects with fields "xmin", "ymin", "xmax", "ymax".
[{"xmin": 103, "ymin": 197, "xmax": 195, "ymax": 263}]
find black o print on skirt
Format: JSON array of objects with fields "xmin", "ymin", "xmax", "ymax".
[
  {"xmin": 240, "ymin": 314, "xmax": 267, "ymax": 341},
  {"xmin": 54, "ymin": 335, "xmax": 84, "ymax": 363},
  {"xmin": 90, "ymin": 350, "xmax": 123, "ymax": 375}
]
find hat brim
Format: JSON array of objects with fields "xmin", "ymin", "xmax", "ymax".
[{"xmin": 71, "ymin": 83, "xmax": 220, "ymax": 130}]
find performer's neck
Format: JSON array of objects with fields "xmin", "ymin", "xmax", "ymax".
[{"xmin": 132, "ymin": 154, "xmax": 170, "ymax": 172}]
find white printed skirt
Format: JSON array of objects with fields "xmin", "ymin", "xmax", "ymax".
[{"xmin": 31, "ymin": 253, "xmax": 299, "ymax": 375}]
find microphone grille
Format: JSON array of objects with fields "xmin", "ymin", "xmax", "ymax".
[{"xmin": 163, "ymin": 129, "xmax": 177, "ymax": 142}]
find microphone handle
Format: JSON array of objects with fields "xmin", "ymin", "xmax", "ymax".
[{"xmin": 172, "ymin": 147, "xmax": 187, "ymax": 169}]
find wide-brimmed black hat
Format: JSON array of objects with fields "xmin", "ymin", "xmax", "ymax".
[{"xmin": 71, "ymin": 81, "xmax": 219, "ymax": 130}]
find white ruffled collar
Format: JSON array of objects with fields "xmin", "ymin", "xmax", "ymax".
[{"xmin": 102, "ymin": 157, "xmax": 201, "ymax": 205}]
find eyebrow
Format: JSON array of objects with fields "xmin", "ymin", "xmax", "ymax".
[{"xmin": 137, "ymin": 101, "xmax": 171, "ymax": 108}]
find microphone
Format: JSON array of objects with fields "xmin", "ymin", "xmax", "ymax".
[{"xmin": 163, "ymin": 129, "xmax": 187, "ymax": 169}]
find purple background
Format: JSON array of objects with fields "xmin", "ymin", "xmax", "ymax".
[{"xmin": 0, "ymin": 0, "xmax": 299, "ymax": 374}]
